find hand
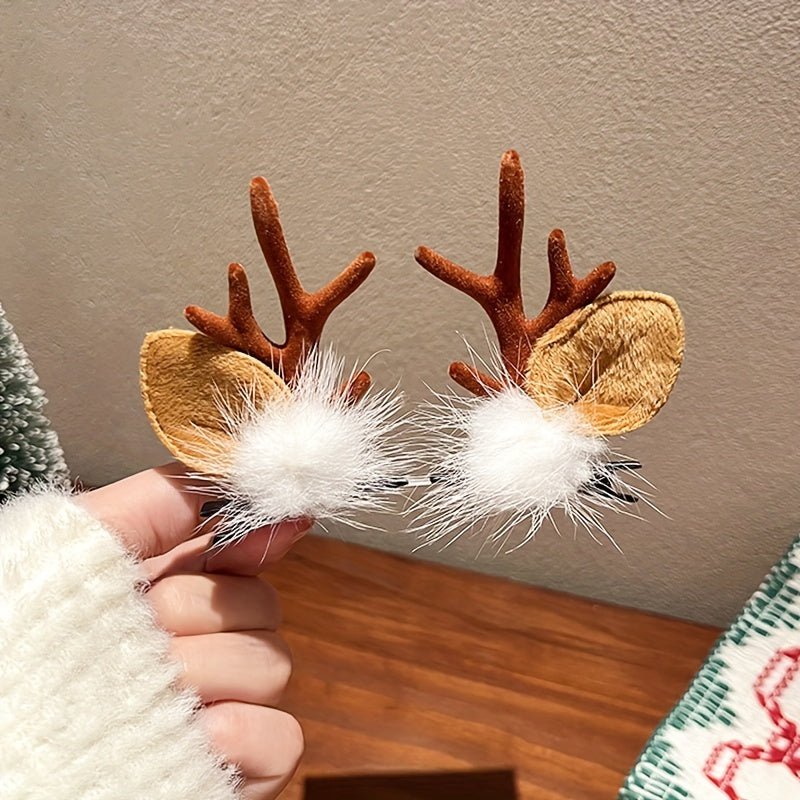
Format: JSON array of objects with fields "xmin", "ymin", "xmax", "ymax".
[{"xmin": 76, "ymin": 462, "xmax": 311, "ymax": 800}]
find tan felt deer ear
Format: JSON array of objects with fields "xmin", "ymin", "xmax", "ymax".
[
  {"xmin": 524, "ymin": 291, "xmax": 684, "ymax": 435},
  {"xmin": 140, "ymin": 330, "xmax": 289, "ymax": 473}
]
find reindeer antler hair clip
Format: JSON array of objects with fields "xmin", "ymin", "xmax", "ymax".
[
  {"xmin": 413, "ymin": 151, "xmax": 684, "ymax": 549},
  {"xmin": 140, "ymin": 176, "xmax": 406, "ymax": 545}
]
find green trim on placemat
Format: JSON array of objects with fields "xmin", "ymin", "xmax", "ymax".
[{"xmin": 619, "ymin": 535, "xmax": 800, "ymax": 800}]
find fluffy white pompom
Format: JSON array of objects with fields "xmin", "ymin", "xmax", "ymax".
[
  {"xmin": 204, "ymin": 348, "xmax": 408, "ymax": 545},
  {"xmin": 413, "ymin": 383, "xmax": 638, "ymax": 551}
]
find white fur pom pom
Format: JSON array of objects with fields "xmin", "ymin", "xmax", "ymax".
[
  {"xmin": 413, "ymin": 384, "xmax": 638, "ymax": 551},
  {"xmin": 203, "ymin": 348, "xmax": 407, "ymax": 545}
]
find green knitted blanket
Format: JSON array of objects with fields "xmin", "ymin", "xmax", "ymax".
[{"xmin": 620, "ymin": 536, "xmax": 800, "ymax": 799}]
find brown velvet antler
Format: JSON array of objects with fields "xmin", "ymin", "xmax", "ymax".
[
  {"xmin": 185, "ymin": 177, "xmax": 375, "ymax": 401},
  {"xmin": 414, "ymin": 151, "xmax": 617, "ymax": 396}
]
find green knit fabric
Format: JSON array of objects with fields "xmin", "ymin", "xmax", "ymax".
[
  {"xmin": 620, "ymin": 535, "xmax": 800, "ymax": 799},
  {"xmin": 0, "ymin": 303, "xmax": 69, "ymax": 498}
]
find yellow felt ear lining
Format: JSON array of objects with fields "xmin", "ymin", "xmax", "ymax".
[
  {"xmin": 139, "ymin": 330, "xmax": 290, "ymax": 473},
  {"xmin": 524, "ymin": 292, "xmax": 684, "ymax": 436}
]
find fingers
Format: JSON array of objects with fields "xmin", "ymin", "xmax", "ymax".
[
  {"xmin": 147, "ymin": 574, "xmax": 282, "ymax": 634},
  {"xmin": 172, "ymin": 630, "xmax": 292, "ymax": 706},
  {"xmin": 143, "ymin": 518, "xmax": 312, "ymax": 581},
  {"xmin": 148, "ymin": 567, "xmax": 299, "ymax": 797},
  {"xmin": 76, "ymin": 460, "xmax": 312, "ymax": 571},
  {"xmin": 75, "ymin": 463, "xmax": 214, "ymax": 558},
  {"xmin": 203, "ymin": 702, "xmax": 304, "ymax": 800},
  {"xmin": 205, "ymin": 518, "xmax": 312, "ymax": 575},
  {"xmin": 78, "ymin": 463, "xmax": 306, "ymax": 799},
  {"xmin": 76, "ymin": 462, "xmax": 314, "ymax": 566}
]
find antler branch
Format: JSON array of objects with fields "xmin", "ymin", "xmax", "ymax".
[
  {"xmin": 185, "ymin": 176, "xmax": 376, "ymax": 389},
  {"xmin": 528, "ymin": 229, "xmax": 616, "ymax": 341},
  {"xmin": 415, "ymin": 150, "xmax": 616, "ymax": 394},
  {"xmin": 185, "ymin": 262, "xmax": 279, "ymax": 366}
]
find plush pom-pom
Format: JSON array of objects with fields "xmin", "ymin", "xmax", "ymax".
[
  {"xmin": 197, "ymin": 348, "xmax": 408, "ymax": 545},
  {"xmin": 412, "ymin": 383, "xmax": 639, "ymax": 551}
]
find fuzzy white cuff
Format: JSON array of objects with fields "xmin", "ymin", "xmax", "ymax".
[{"xmin": 0, "ymin": 492, "xmax": 240, "ymax": 800}]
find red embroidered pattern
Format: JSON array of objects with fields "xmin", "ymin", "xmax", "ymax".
[{"xmin": 704, "ymin": 647, "xmax": 800, "ymax": 799}]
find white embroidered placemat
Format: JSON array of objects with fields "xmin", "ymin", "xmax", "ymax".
[{"xmin": 620, "ymin": 536, "xmax": 800, "ymax": 799}]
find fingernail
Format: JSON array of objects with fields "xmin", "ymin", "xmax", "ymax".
[
  {"xmin": 292, "ymin": 517, "xmax": 314, "ymax": 539},
  {"xmin": 269, "ymin": 519, "xmax": 313, "ymax": 553}
]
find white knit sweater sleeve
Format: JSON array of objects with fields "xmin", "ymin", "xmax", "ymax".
[{"xmin": 0, "ymin": 492, "xmax": 241, "ymax": 800}]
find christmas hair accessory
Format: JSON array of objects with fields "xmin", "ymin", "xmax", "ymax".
[
  {"xmin": 412, "ymin": 150, "xmax": 684, "ymax": 550},
  {"xmin": 140, "ymin": 176, "xmax": 407, "ymax": 545}
]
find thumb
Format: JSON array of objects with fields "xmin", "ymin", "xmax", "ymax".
[{"xmin": 75, "ymin": 463, "xmax": 214, "ymax": 559}]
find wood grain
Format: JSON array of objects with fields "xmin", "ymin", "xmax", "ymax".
[{"xmin": 262, "ymin": 534, "xmax": 720, "ymax": 800}]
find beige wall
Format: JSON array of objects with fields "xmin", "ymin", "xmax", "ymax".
[{"xmin": 2, "ymin": 1, "xmax": 799, "ymax": 626}]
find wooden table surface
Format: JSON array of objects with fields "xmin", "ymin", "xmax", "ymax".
[{"xmin": 264, "ymin": 534, "xmax": 720, "ymax": 800}]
